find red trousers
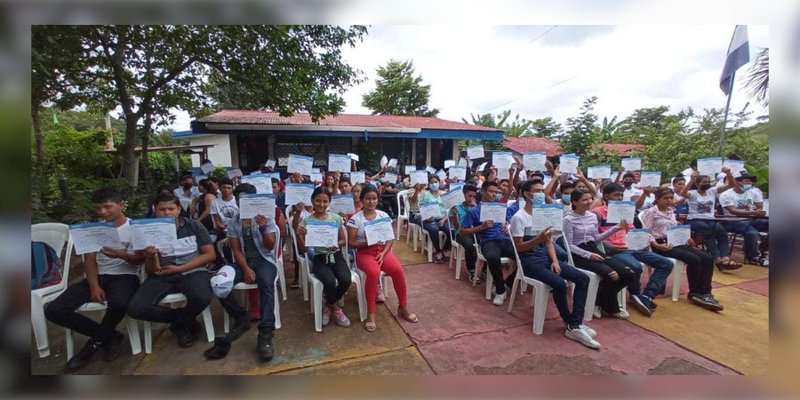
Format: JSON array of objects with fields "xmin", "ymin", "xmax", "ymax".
[{"xmin": 356, "ymin": 245, "xmax": 408, "ymax": 313}]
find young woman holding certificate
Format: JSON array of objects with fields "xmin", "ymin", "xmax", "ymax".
[
  {"xmin": 639, "ymin": 187, "xmax": 723, "ymax": 311},
  {"xmin": 346, "ymin": 185, "xmax": 417, "ymax": 332},
  {"xmin": 418, "ymin": 176, "xmax": 452, "ymax": 263},
  {"xmin": 296, "ymin": 187, "xmax": 352, "ymax": 328}
]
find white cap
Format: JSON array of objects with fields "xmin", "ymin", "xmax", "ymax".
[{"xmin": 210, "ymin": 265, "xmax": 235, "ymax": 298}]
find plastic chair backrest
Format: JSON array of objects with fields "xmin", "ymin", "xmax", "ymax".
[
  {"xmin": 32, "ymin": 223, "xmax": 69, "ymax": 256},
  {"xmin": 286, "ymin": 213, "xmax": 303, "ymax": 262}
]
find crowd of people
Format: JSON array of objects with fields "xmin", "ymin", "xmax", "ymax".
[{"xmin": 42, "ymin": 151, "xmax": 768, "ymax": 372}]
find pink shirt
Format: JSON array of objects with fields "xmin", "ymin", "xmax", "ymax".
[{"xmin": 638, "ymin": 206, "xmax": 678, "ymax": 240}]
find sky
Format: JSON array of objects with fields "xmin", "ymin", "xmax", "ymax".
[{"xmin": 169, "ymin": 24, "xmax": 770, "ymax": 132}]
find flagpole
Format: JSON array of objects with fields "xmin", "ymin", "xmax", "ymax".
[{"xmin": 718, "ymin": 71, "xmax": 736, "ymax": 156}]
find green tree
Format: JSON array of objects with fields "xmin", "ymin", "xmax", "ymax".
[
  {"xmin": 560, "ymin": 96, "xmax": 600, "ymax": 156},
  {"xmin": 530, "ymin": 117, "xmax": 562, "ymax": 138},
  {"xmin": 33, "ymin": 25, "xmax": 367, "ymax": 188},
  {"xmin": 362, "ymin": 59, "xmax": 440, "ymax": 117}
]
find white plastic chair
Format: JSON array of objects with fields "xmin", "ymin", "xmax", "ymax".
[
  {"xmin": 32, "ymin": 223, "xmax": 74, "ymax": 358},
  {"xmin": 349, "ymin": 249, "xmax": 387, "ymax": 321},
  {"xmin": 223, "ymin": 281, "xmax": 282, "ymax": 333},
  {"xmin": 142, "ymin": 293, "xmax": 215, "ymax": 354},
  {"xmin": 420, "ymin": 225, "xmax": 447, "ymax": 263},
  {"xmin": 287, "ymin": 214, "xmax": 311, "ymax": 301},
  {"xmin": 570, "ymin": 242, "xmax": 626, "ymax": 321},
  {"xmin": 473, "ymin": 234, "xmax": 516, "ymax": 299},
  {"xmin": 449, "ymin": 226, "xmax": 465, "ymax": 279},
  {"xmin": 644, "ymin": 258, "xmax": 686, "ymax": 301},
  {"xmin": 65, "ymin": 303, "xmax": 142, "ymax": 359},
  {"xmin": 396, "ymin": 190, "xmax": 410, "ymax": 240}
]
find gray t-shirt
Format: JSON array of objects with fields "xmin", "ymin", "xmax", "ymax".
[
  {"xmin": 97, "ymin": 218, "xmax": 140, "ymax": 276},
  {"xmin": 158, "ymin": 217, "xmax": 212, "ymax": 274}
]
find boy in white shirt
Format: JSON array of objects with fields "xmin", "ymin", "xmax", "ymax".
[{"xmin": 719, "ymin": 174, "xmax": 768, "ymax": 265}]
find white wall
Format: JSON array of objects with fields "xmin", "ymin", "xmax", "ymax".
[{"xmin": 189, "ymin": 134, "xmax": 233, "ymax": 168}]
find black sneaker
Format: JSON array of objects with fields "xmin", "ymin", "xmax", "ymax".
[
  {"xmin": 689, "ymin": 293, "xmax": 724, "ymax": 312},
  {"xmin": 102, "ymin": 331, "xmax": 125, "ymax": 362},
  {"xmin": 256, "ymin": 333, "xmax": 274, "ymax": 361},
  {"xmin": 170, "ymin": 324, "xmax": 195, "ymax": 349},
  {"xmin": 65, "ymin": 339, "xmax": 102, "ymax": 373},
  {"xmin": 630, "ymin": 294, "xmax": 653, "ymax": 317},
  {"xmin": 642, "ymin": 294, "xmax": 658, "ymax": 310},
  {"xmin": 225, "ymin": 318, "xmax": 251, "ymax": 342},
  {"xmin": 467, "ymin": 270, "xmax": 481, "ymax": 284}
]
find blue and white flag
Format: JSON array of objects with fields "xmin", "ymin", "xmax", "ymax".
[{"xmin": 719, "ymin": 25, "xmax": 750, "ymax": 96}]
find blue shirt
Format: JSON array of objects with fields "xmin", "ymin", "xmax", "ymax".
[
  {"xmin": 506, "ymin": 201, "xmax": 520, "ymax": 222},
  {"xmin": 462, "ymin": 204, "xmax": 507, "ymax": 244}
]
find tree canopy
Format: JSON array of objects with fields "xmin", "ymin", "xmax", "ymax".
[{"xmin": 362, "ymin": 59, "xmax": 439, "ymax": 117}]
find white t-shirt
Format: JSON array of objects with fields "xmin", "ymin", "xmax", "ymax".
[
  {"xmin": 345, "ymin": 210, "xmax": 391, "ymax": 244},
  {"xmin": 623, "ymin": 187, "xmax": 643, "ymax": 202},
  {"xmin": 509, "ymin": 208, "xmax": 534, "ymax": 238},
  {"xmin": 211, "ymin": 196, "xmax": 239, "ymax": 225},
  {"xmin": 719, "ymin": 188, "xmax": 764, "ymax": 216},
  {"xmin": 686, "ymin": 188, "xmax": 719, "ymax": 219},
  {"xmin": 97, "ymin": 218, "xmax": 140, "ymax": 276},
  {"xmin": 174, "ymin": 186, "xmax": 200, "ymax": 201}
]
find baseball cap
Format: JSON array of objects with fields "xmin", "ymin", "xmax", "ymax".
[{"xmin": 210, "ymin": 265, "xmax": 235, "ymax": 298}]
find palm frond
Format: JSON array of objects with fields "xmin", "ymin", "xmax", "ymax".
[{"xmin": 745, "ymin": 48, "xmax": 769, "ymax": 106}]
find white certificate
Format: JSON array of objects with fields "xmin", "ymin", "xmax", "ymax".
[
  {"xmin": 350, "ymin": 171, "xmax": 366, "ymax": 185},
  {"xmin": 606, "ymin": 200, "xmax": 636, "ymax": 225},
  {"xmin": 457, "ymin": 157, "xmax": 468, "ymax": 167},
  {"xmin": 479, "ymin": 202, "xmax": 508, "ymax": 223},
  {"xmin": 449, "ymin": 166, "xmax": 467, "ymax": 181},
  {"xmin": 697, "ymin": 157, "xmax": 723, "ymax": 177},
  {"xmin": 523, "ymin": 152, "xmax": 547, "ymax": 172},
  {"xmin": 380, "ymin": 155, "xmax": 388, "ymax": 168},
  {"xmin": 436, "ymin": 169, "xmax": 447, "ymax": 183},
  {"xmin": 200, "ymin": 161, "xmax": 214, "ymax": 174},
  {"xmin": 329, "ymin": 194, "xmax": 355, "ymax": 216},
  {"xmin": 492, "ymin": 151, "xmax": 514, "ymax": 171},
  {"xmin": 722, "ymin": 159, "xmax": 745, "ymax": 177},
  {"xmin": 364, "ymin": 217, "xmax": 395, "ymax": 245},
  {"xmin": 559, "ymin": 154, "xmax": 580, "ymax": 174},
  {"xmin": 497, "ymin": 168, "xmax": 509, "ymax": 180},
  {"xmin": 405, "ymin": 165, "xmax": 417, "ymax": 174},
  {"xmin": 639, "ymin": 171, "xmax": 662, "ymax": 188},
  {"xmin": 626, "ymin": 229, "xmax": 651, "ymax": 250},
  {"xmin": 588, "ymin": 165, "xmax": 611, "ymax": 180},
  {"xmin": 310, "ymin": 172, "xmax": 323, "ymax": 183},
  {"xmin": 384, "ymin": 172, "xmax": 398, "ymax": 184},
  {"xmin": 195, "ymin": 174, "xmax": 208, "ymax": 182},
  {"xmin": 69, "ymin": 221, "xmax": 123, "ymax": 255},
  {"xmin": 284, "ymin": 183, "xmax": 314, "ymax": 206},
  {"xmin": 443, "ymin": 160, "xmax": 456, "ymax": 169},
  {"xmin": 227, "ymin": 168, "xmax": 243, "ymax": 178},
  {"xmin": 287, "ymin": 154, "xmax": 314, "ymax": 176},
  {"xmin": 265, "ymin": 159, "xmax": 276, "ymax": 169},
  {"xmin": 411, "ymin": 170, "xmax": 429, "ymax": 186},
  {"xmin": 241, "ymin": 176, "xmax": 273, "ymax": 194},
  {"xmin": 328, "ymin": 154, "xmax": 352, "ymax": 172},
  {"xmin": 666, "ymin": 225, "xmax": 691, "ymax": 247},
  {"xmin": 238, "ymin": 193, "xmax": 276, "ymax": 219},
  {"xmin": 621, "ymin": 157, "xmax": 642, "ymax": 172},
  {"xmin": 477, "ymin": 161, "xmax": 488, "ymax": 172},
  {"xmin": 467, "ymin": 145, "xmax": 485, "ymax": 159},
  {"xmin": 303, "ymin": 221, "xmax": 339, "ymax": 248},
  {"xmin": 347, "ymin": 153, "xmax": 360, "ymax": 162},
  {"xmin": 130, "ymin": 218, "xmax": 177, "ymax": 252},
  {"xmin": 442, "ymin": 187, "xmax": 466, "ymax": 209},
  {"xmin": 263, "ymin": 172, "xmax": 281, "ymax": 182},
  {"xmin": 388, "ymin": 158, "xmax": 398, "ymax": 168},
  {"xmin": 419, "ymin": 201, "xmax": 442, "ymax": 221},
  {"xmin": 531, "ymin": 204, "xmax": 565, "ymax": 231},
  {"xmin": 610, "ymin": 172, "xmax": 620, "ymax": 182},
  {"xmin": 425, "ymin": 166, "xmax": 437, "ymax": 175}
]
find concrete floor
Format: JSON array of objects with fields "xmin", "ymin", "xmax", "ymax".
[{"xmin": 31, "ymin": 231, "xmax": 768, "ymax": 375}]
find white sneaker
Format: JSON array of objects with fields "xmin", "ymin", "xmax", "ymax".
[
  {"xmin": 592, "ymin": 306, "xmax": 602, "ymax": 319},
  {"xmin": 612, "ymin": 309, "xmax": 630, "ymax": 319},
  {"xmin": 322, "ymin": 305, "xmax": 331, "ymax": 326},
  {"xmin": 565, "ymin": 327, "xmax": 601, "ymax": 350},
  {"xmin": 579, "ymin": 325, "xmax": 597, "ymax": 339},
  {"xmin": 492, "ymin": 291, "xmax": 507, "ymax": 306}
]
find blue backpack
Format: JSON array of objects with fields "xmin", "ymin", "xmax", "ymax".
[{"xmin": 31, "ymin": 241, "xmax": 64, "ymax": 290}]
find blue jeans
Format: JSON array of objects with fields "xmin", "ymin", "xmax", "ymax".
[
  {"xmin": 519, "ymin": 246, "xmax": 589, "ymax": 328},
  {"xmin": 688, "ymin": 220, "xmax": 730, "ymax": 259},
  {"xmin": 723, "ymin": 219, "xmax": 769, "ymax": 260},
  {"xmin": 218, "ymin": 258, "xmax": 278, "ymax": 335},
  {"xmin": 611, "ymin": 250, "xmax": 674, "ymax": 298}
]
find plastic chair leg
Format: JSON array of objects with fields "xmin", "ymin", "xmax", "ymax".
[
  {"xmin": 126, "ymin": 318, "xmax": 142, "ymax": 355},
  {"xmin": 532, "ymin": 286, "xmax": 549, "ymax": 335},
  {"xmin": 507, "ymin": 277, "xmax": 520, "ymax": 313},
  {"xmin": 143, "ymin": 322, "xmax": 153, "ymax": 354},
  {"xmin": 313, "ymin": 283, "xmax": 323, "ymax": 333},
  {"xmin": 278, "ymin": 263, "xmax": 288, "ymax": 301},
  {"xmin": 354, "ymin": 277, "xmax": 367, "ymax": 322},
  {"xmin": 65, "ymin": 328, "xmax": 75, "ymax": 359},
  {"xmin": 583, "ymin": 274, "xmax": 600, "ymax": 321},
  {"xmin": 201, "ymin": 306, "xmax": 215, "ymax": 342},
  {"xmin": 671, "ymin": 260, "xmax": 686, "ymax": 301},
  {"xmin": 485, "ymin": 272, "xmax": 493, "ymax": 300},
  {"xmin": 31, "ymin": 293, "xmax": 50, "ymax": 358}
]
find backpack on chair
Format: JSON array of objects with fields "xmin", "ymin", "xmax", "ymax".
[{"xmin": 31, "ymin": 241, "xmax": 64, "ymax": 290}]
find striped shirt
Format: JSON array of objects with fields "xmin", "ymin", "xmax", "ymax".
[{"xmin": 563, "ymin": 211, "xmax": 621, "ymax": 259}]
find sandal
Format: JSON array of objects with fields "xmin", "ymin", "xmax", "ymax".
[
  {"xmin": 716, "ymin": 258, "xmax": 743, "ymax": 271},
  {"xmin": 364, "ymin": 320, "xmax": 377, "ymax": 332},
  {"xmin": 398, "ymin": 308, "xmax": 419, "ymax": 323}
]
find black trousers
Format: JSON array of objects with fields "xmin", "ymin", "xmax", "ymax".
[
  {"xmin": 127, "ymin": 271, "xmax": 213, "ymax": 330},
  {"xmin": 480, "ymin": 239, "xmax": 517, "ymax": 295},
  {"xmin": 311, "ymin": 252, "xmax": 352, "ymax": 305},
  {"xmin": 571, "ymin": 242, "xmax": 639, "ymax": 314},
  {"xmin": 653, "ymin": 245, "xmax": 714, "ymax": 295},
  {"xmin": 45, "ymin": 274, "xmax": 141, "ymax": 344}
]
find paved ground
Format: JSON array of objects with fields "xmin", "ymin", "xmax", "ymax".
[{"xmin": 31, "ymin": 229, "xmax": 768, "ymax": 375}]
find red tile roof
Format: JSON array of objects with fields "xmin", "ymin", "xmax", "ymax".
[
  {"xmin": 503, "ymin": 137, "xmax": 563, "ymax": 157},
  {"xmin": 197, "ymin": 110, "xmax": 501, "ymax": 131},
  {"xmin": 595, "ymin": 143, "xmax": 645, "ymax": 155}
]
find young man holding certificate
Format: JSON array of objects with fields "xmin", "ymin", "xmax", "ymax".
[
  {"xmin": 639, "ymin": 187, "xmax": 723, "ymax": 311},
  {"xmin": 510, "ymin": 180, "xmax": 599, "ymax": 349},
  {"xmin": 296, "ymin": 187, "xmax": 352, "ymax": 328},
  {"xmin": 459, "ymin": 181, "xmax": 517, "ymax": 306},
  {"xmin": 591, "ymin": 183, "xmax": 674, "ymax": 316},
  {"xmin": 127, "ymin": 194, "xmax": 216, "ymax": 349},
  {"xmin": 346, "ymin": 185, "xmax": 417, "ymax": 332},
  {"xmin": 46, "ymin": 188, "xmax": 144, "ymax": 372}
]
